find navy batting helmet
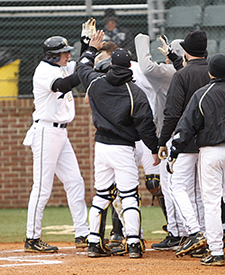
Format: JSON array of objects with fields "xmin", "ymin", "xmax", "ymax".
[{"xmin": 43, "ymin": 36, "xmax": 74, "ymax": 63}]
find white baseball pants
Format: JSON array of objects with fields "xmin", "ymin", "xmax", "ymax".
[
  {"xmin": 88, "ymin": 142, "xmax": 141, "ymax": 245},
  {"xmin": 170, "ymin": 153, "xmax": 205, "ymax": 235},
  {"xmin": 199, "ymin": 144, "xmax": 225, "ymax": 256},
  {"xmin": 26, "ymin": 122, "xmax": 89, "ymax": 239},
  {"xmin": 159, "ymin": 139, "xmax": 187, "ymax": 237}
]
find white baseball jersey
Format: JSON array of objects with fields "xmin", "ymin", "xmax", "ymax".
[{"xmin": 32, "ymin": 60, "xmax": 76, "ymax": 123}]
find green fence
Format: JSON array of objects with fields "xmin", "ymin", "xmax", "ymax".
[{"xmin": 0, "ymin": 0, "xmax": 225, "ymax": 98}]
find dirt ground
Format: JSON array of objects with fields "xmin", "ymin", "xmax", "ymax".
[{"xmin": 0, "ymin": 241, "xmax": 224, "ymax": 275}]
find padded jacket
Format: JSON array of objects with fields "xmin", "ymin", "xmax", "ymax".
[
  {"xmin": 76, "ymin": 46, "xmax": 158, "ymax": 154},
  {"xmin": 170, "ymin": 78, "xmax": 225, "ymax": 157}
]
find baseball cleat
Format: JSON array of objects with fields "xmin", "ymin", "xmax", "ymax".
[
  {"xmin": 190, "ymin": 245, "xmax": 211, "ymax": 258},
  {"xmin": 128, "ymin": 242, "xmax": 143, "ymax": 259},
  {"xmin": 175, "ymin": 231, "xmax": 206, "ymax": 257},
  {"xmin": 200, "ymin": 254, "xmax": 225, "ymax": 266},
  {"xmin": 88, "ymin": 242, "xmax": 112, "ymax": 257},
  {"xmin": 112, "ymin": 239, "xmax": 128, "ymax": 256},
  {"xmin": 24, "ymin": 238, "xmax": 58, "ymax": 253},
  {"xmin": 112, "ymin": 239, "xmax": 145, "ymax": 258},
  {"xmin": 75, "ymin": 235, "xmax": 88, "ymax": 248},
  {"xmin": 151, "ymin": 232, "xmax": 182, "ymax": 251},
  {"xmin": 108, "ymin": 233, "xmax": 124, "ymax": 248}
]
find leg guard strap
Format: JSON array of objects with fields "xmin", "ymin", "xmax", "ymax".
[
  {"xmin": 118, "ymin": 186, "xmax": 141, "ymax": 208},
  {"xmin": 96, "ymin": 183, "xmax": 117, "ymax": 202}
]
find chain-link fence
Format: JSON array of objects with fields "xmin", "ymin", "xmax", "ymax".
[{"xmin": 0, "ymin": 0, "xmax": 224, "ymax": 99}]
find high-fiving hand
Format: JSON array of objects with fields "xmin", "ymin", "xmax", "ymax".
[
  {"xmin": 89, "ymin": 30, "xmax": 105, "ymax": 51},
  {"xmin": 81, "ymin": 17, "xmax": 97, "ymax": 44},
  {"xmin": 157, "ymin": 34, "xmax": 171, "ymax": 56}
]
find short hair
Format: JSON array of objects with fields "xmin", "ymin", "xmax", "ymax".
[{"xmin": 101, "ymin": 41, "xmax": 118, "ymax": 54}]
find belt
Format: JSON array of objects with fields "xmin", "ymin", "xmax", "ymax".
[
  {"xmin": 53, "ymin": 122, "xmax": 67, "ymax": 128},
  {"xmin": 35, "ymin": 120, "xmax": 67, "ymax": 128}
]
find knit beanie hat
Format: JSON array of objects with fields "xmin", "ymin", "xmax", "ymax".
[
  {"xmin": 208, "ymin": 53, "xmax": 225, "ymax": 78},
  {"xmin": 180, "ymin": 30, "xmax": 207, "ymax": 57},
  {"xmin": 111, "ymin": 48, "xmax": 131, "ymax": 67}
]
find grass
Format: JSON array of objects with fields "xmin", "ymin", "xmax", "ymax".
[{"xmin": 0, "ymin": 206, "xmax": 167, "ymax": 243}]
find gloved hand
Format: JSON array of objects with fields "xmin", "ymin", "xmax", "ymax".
[
  {"xmin": 158, "ymin": 146, "xmax": 168, "ymax": 160},
  {"xmin": 81, "ymin": 17, "xmax": 96, "ymax": 44},
  {"xmin": 166, "ymin": 156, "xmax": 177, "ymax": 174},
  {"xmin": 157, "ymin": 35, "xmax": 172, "ymax": 56}
]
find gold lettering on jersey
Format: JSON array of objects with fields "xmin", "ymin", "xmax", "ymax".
[{"xmin": 67, "ymin": 92, "xmax": 72, "ymax": 101}]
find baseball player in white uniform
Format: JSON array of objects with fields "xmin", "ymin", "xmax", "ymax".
[
  {"xmin": 23, "ymin": 35, "xmax": 89, "ymax": 252},
  {"xmin": 167, "ymin": 53, "xmax": 225, "ymax": 266}
]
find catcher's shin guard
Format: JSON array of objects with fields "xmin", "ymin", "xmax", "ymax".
[
  {"xmin": 90, "ymin": 183, "xmax": 117, "ymax": 248},
  {"xmin": 145, "ymin": 174, "xmax": 167, "ymax": 220},
  {"xmin": 119, "ymin": 187, "xmax": 144, "ymax": 253}
]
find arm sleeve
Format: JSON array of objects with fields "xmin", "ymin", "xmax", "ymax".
[
  {"xmin": 51, "ymin": 73, "xmax": 80, "ymax": 94},
  {"xmin": 76, "ymin": 46, "xmax": 102, "ymax": 91},
  {"xmin": 134, "ymin": 33, "xmax": 173, "ymax": 89}
]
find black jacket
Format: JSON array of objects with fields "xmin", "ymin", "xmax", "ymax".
[
  {"xmin": 77, "ymin": 46, "xmax": 158, "ymax": 154},
  {"xmin": 159, "ymin": 58, "xmax": 210, "ymax": 153},
  {"xmin": 170, "ymin": 78, "xmax": 225, "ymax": 158}
]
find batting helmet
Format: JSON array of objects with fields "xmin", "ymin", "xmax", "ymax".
[{"xmin": 43, "ymin": 36, "xmax": 74, "ymax": 63}]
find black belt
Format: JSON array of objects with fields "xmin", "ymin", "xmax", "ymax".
[
  {"xmin": 35, "ymin": 120, "xmax": 67, "ymax": 128},
  {"xmin": 53, "ymin": 122, "xmax": 67, "ymax": 128}
]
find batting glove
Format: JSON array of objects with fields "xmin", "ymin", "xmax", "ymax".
[
  {"xmin": 157, "ymin": 35, "xmax": 172, "ymax": 56},
  {"xmin": 166, "ymin": 156, "xmax": 177, "ymax": 174},
  {"xmin": 158, "ymin": 146, "xmax": 168, "ymax": 160},
  {"xmin": 81, "ymin": 17, "xmax": 96, "ymax": 44}
]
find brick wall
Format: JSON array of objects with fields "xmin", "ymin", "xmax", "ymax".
[{"xmin": 0, "ymin": 98, "xmax": 153, "ymax": 209}]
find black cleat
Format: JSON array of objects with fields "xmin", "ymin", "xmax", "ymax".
[
  {"xmin": 128, "ymin": 242, "xmax": 143, "ymax": 258},
  {"xmin": 88, "ymin": 242, "xmax": 112, "ymax": 257},
  {"xmin": 151, "ymin": 232, "xmax": 181, "ymax": 251},
  {"xmin": 175, "ymin": 231, "xmax": 206, "ymax": 257},
  {"xmin": 201, "ymin": 254, "xmax": 225, "ymax": 266},
  {"xmin": 190, "ymin": 245, "xmax": 211, "ymax": 258},
  {"xmin": 24, "ymin": 238, "xmax": 58, "ymax": 253},
  {"xmin": 75, "ymin": 235, "xmax": 88, "ymax": 248},
  {"xmin": 112, "ymin": 240, "xmax": 128, "ymax": 256},
  {"xmin": 108, "ymin": 233, "xmax": 124, "ymax": 248}
]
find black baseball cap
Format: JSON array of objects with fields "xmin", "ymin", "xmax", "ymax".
[{"xmin": 111, "ymin": 48, "xmax": 131, "ymax": 68}]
